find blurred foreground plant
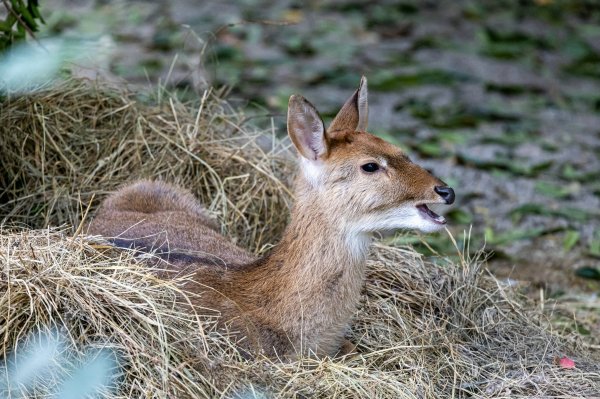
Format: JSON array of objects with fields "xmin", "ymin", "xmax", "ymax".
[
  {"xmin": 0, "ymin": 0, "xmax": 44, "ymax": 51},
  {"xmin": 0, "ymin": 329, "xmax": 119, "ymax": 398}
]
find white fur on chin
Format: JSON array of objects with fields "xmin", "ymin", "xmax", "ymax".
[{"xmin": 352, "ymin": 205, "xmax": 445, "ymax": 234}]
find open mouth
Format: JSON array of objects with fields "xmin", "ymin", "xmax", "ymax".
[{"xmin": 416, "ymin": 204, "xmax": 446, "ymax": 225}]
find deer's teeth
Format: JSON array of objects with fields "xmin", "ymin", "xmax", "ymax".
[{"xmin": 416, "ymin": 204, "xmax": 446, "ymax": 225}]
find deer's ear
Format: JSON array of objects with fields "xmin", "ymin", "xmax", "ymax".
[
  {"xmin": 287, "ymin": 95, "xmax": 328, "ymax": 161},
  {"xmin": 329, "ymin": 75, "xmax": 368, "ymax": 132}
]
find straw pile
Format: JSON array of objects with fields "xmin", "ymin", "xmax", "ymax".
[
  {"xmin": 0, "ymin": 80, "xmax": 294, "ymax": 252},
  {"xmin": 1, "ymin": 80, "xmax": 599, "ymax": 398},
  {"xmin": 0, "ymin": 228, "xmax": 222, "ymax": 398}
]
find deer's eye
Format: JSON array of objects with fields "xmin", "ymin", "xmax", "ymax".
[{"xmin": 361, "ymin": 162, "xmax": 379, "ymax": 173}]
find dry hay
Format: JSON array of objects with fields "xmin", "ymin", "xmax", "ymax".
[
  {"xmin": 2, "ymin": 229, "xmax": 599, "ymax": 398},
  {"xmin": 1, "ymin": 80, "xmax": 599, "ymax": 398},
  {"xmin": 0, "ymin": 228, "xmax": 221, "ymax": 398},
  {"xmin": 0, "ymin": 80, "xmax": 294, "ymax": 252}
]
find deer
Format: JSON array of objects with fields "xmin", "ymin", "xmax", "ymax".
[{"xmin": 87, "ymin": 77, "xmax": 455, "ymax": 359}]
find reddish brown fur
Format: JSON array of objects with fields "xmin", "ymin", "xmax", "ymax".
[
  {"xmin": 324, "ymin": 130, "xmax": 447, "ymax": 208},
  {"xmin": 88, "ymin": 77, "xmax": 453, "ymax": 358}
]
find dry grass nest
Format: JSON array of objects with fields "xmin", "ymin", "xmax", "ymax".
[{"xmin": 1, "ymin": 79, "xmax": 599, "ymax": 398}]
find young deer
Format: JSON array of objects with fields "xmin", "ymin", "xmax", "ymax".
[{"xmin": 88, "ymin": 77, "xmax": 455, "ymax": 358}]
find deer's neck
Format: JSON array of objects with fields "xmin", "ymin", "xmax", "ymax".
[
  {"xmin": 247, "ymin": 197, "xmax": 371, "ymax": 340},
  {"xmin": 277, "ymin": 206, "xmax": 369, "ymax": 280}
]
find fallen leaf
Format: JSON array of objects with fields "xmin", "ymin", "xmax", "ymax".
[
  {"xmin": 558, "ymin": 356, "xmax": 576, "ymax": 369},
  {"xmin": 575, "ymin": 266, "xmax": 600, "ymax": 281}
]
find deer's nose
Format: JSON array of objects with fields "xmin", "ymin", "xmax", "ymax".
[{"xmin": 434, "ymin": 186, "xmax": 455, "ymax": 205}]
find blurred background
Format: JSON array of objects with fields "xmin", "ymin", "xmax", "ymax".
[{"xmin": 2, "ymin": 0, "xmax": 599, "ymax": 313}]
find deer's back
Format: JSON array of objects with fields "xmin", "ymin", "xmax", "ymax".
[{"xmin": 87, "ymin": 180, "xmax": 255, "ymax": 267}]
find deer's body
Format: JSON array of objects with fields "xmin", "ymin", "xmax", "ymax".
[{"xmin": 88, "ymin": 77, "xmax": 455, "ymax": 358}]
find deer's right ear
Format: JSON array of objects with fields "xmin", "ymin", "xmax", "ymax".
[{"xmin": 287, "ymin": 95, "xmax": 328, "ymax": 161}]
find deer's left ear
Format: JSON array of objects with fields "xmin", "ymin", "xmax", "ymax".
[{"xmin": 329, "ymin": 76, "xmax": 368, "ymax": 132}]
